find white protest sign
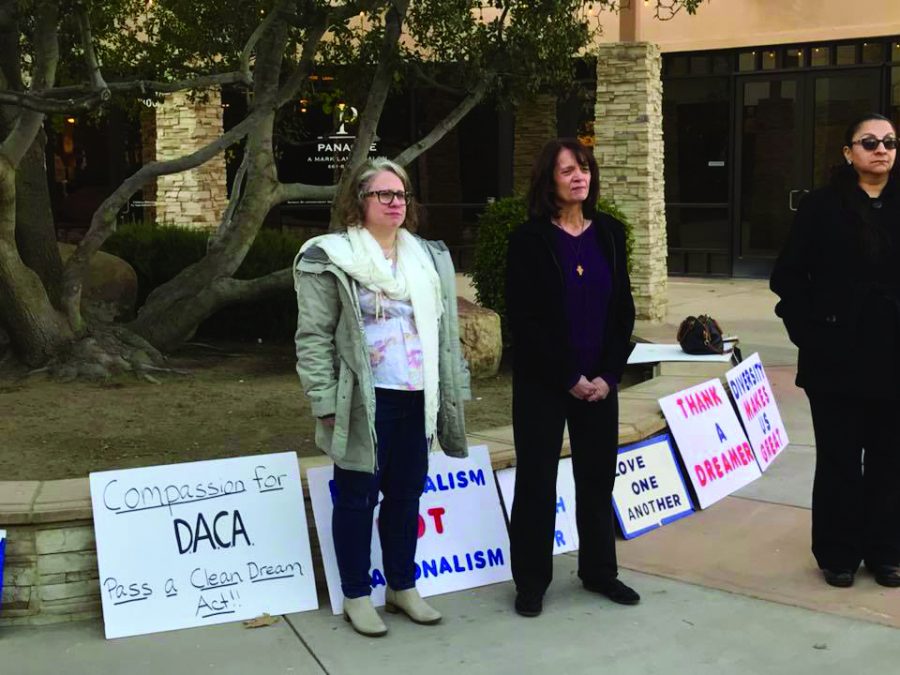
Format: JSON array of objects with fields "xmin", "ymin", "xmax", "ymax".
[
  {"xmin": 659, "ymin": 379, "xmax": 761, "ymax": 509},
  {"xmin": 496, "ymin": 458, "xmax": 579, "ymax": 554},
  {"xmin": 725, "ymin": 353, "xmax": 789, "ymax": 471},
  {"xmin": 612, "ymin": 434, "xmax": 695, "ymax": 538},
  {"xmin": 307, "ymin": 445, "xmax": 512, "ymax": 615},
  {"xmin": 89, "ymin": 452, "xmax": 318, "ymax": 639}
]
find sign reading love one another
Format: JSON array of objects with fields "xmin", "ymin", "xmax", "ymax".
[
  {"xmin": 307, "ymin": 445, "xmax": 512, "ymax": 615},
  {"xmin": 725, "ymin": 352, "xmax": 789, "ymax": 471},
  {"xmin": 659, "ymin": 378, "xmax": 761, "ymax": 509}
]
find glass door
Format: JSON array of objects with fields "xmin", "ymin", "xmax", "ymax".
[
  {"xmin": 733, "ymin": 75, "xmax": 805, "ymax": 276},
  {"xmin": 732, "ymin": 69, "xmax": 882, "ymax": 276}
]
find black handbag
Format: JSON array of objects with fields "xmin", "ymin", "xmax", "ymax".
[{"xmin": 676, "ymin": 315, "xmax": 725, "ymax": 355}]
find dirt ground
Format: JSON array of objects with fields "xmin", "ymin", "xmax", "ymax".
[{"xmin": 0, "ymin": 342, "xmax": 513, "ymax": 481}]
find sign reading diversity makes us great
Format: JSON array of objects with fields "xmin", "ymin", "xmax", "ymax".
[
  {"xmin": 307, "ymin": 445, "xmax": 512, "ymax": 615},
  {"xmin": 659, "ymin": 378, "xmax": 761, "ymax": 509},
  {"xmin": 726, "ymin": 353, "xmax": 789, "ymax": 471},
  {"xmin": 89, "ymin": 452, "xmax": 318, "ymax": 639}
]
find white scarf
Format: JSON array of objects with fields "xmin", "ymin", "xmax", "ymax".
[{"xmin": 300, "ymin": 227, "xmax": 444, "ymax": 442}]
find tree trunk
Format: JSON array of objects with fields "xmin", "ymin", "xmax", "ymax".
[
  {"xmin": 128, "ymin": 19, "xmax": 288, "ymax": 351},
  {"xmin": 15, "ymin": 127, "xmax": 62, "ymax": 305},
  {"xmin": 0, "ymin": 158, "xmax": 72, "ymax": 365}
]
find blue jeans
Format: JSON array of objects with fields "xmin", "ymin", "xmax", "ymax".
[{"xmin": 332, "ymin": 389, "xmax": 428, "ymax": 598}]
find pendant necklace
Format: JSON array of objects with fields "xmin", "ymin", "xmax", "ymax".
[{"xmin": 554, "ymin": 218, "xmax": 590, "ymax": 277}]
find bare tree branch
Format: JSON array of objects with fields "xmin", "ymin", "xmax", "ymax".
[
  {"xmin": 59, "ymin": 107, "xmax": 271, "ymax": 327},
  {"xmin": 274, "ymin": 0, "xmax": 379, "ymax": 108},
  {"xmin": 74, "ymin": 2, "xmax": 109, "ymax": 97},
  {"xmin": 340, "ymin": 0, "xmax": 408, "ymax": 178},
  {"xmin": 0, "ymin": 71, "xmax": 252, "ymax": 114},
  {"xmin": 410, "ymin": 62, "xmax": 466, "ymax": 96},
  {"xmin": 0, "ymin": 0, "xmax": 58, "ymax": 168},
  {"xmin": 392, "ymin": 74, "xmax": 493, "ymax": 167},
  {"xmin": 276, "ymin": 181, "xmax": 337, "ymax": 203},
  {"xmin": 240, "ymin": 0, "xmax": 292, "ymax": 81},
  {"xmin": 210, "ymin": 267, "xmax": 293, "ymax": 306}
]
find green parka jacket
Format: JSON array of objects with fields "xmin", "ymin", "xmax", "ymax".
[{"xmin": 294, "ymin": 234, "xmax": 470, "ymax": 473}]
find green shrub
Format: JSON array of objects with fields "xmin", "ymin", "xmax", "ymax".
[
  {"xmin": 471, "ymin": 196, "xmax": 634, "ymax": 339},
  {"xmin": 103, "ymin": 223, "xmax": 312, "ymax": 341}
]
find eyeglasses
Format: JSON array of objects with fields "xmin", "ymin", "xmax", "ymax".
[
  {"xmin": 362, "ymin": 190, "xmax": 411, "ymax": 205},
  {"xmin": 851, "ymin": 135, "xmax": 899, "ymax": 151}
]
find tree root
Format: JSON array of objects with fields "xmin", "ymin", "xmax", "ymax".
[{"xmin": 40, "ymin": 326, "xmax": 188, "ymax": 381}]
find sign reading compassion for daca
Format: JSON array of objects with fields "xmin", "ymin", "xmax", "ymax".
[
  {"xmin": 659, "ymin": 379, "xmax": 762, "ymax": 509},
  {"xmin": 612, "ymin": 435, "xmax": 695, "ymax": 539},
  {"xmin": 725, "ymin": 353, "xmax": 789, "ymax": 472},
  {"xmin": 496, "ymin": 458, "xmax": 579, "ymax": 555},
  {"xmin": 307, "ymin": 445, "xmax": 512, "ymax": 615},
  {"xmin": 89, "ymin": 453, "xmax": 318, "ymax": 639}
]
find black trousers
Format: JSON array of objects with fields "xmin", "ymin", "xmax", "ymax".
[
  {"xmin": 509, "ymin": 375, "xmax": 619, "ymax": 596},
  {"xmin": 807, "ymin": 393, "xmax": 900, "ymax": 571}
]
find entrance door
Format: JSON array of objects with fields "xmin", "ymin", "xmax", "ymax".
[{"xmin": 732, "ymin": 69, "xmax": 882, "ymax": 276}]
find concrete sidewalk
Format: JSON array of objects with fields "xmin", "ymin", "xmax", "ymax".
[{"xmin": 6, "ymin": 277, "xmax": 900, "ymax": 674}]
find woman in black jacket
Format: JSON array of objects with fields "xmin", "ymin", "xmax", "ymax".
[
  {"xmin": 771, "ymin": 113, "xmax": 900, "ymax": 589},
  {"xmin": 505, "ymin": 138, "xmax": 636, "ymax": 617}
]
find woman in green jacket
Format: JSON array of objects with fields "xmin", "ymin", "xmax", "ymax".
[{"xmin": 294, "ymin": 157, "xmax": 469, "ymax": 637}]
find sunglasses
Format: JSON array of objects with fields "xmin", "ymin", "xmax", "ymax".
[
  {"xmin": 851, "ymin": 135, "xmax": 899, "ymax": 151},
  {"xmin": 363, "ymin": 190, "xmax": 411, "ymax": 205}
]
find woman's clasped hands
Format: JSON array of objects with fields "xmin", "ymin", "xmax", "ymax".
[{"xmin": 569, "ymin": 375, "xmax": 610, "ymax": 402}]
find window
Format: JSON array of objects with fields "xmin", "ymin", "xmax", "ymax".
[
  {"xmin": 811, "ymin": 46, "xmax": 830, "ymax": 66},
  {"xmin": 761, "ymin": 50, "xmax": 777, "ymax": 70},
  {"xmin": 862, "ymin": 42, "xmax": 884, "ymax": 63},
  {"xmin": 738, "ymin": 51, "xmax": 756, "ymax": 72},
  {"xmin": 836, "ymin": 44, "xmax": 856, "ymax": 65},
  {"xmin": 784, "ymin": 48, "xmax": 804, "ymax": 68}
]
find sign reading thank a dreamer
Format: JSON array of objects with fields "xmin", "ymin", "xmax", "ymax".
[
  {"xmin": 89, "ymin": 452, "xmax": 318, "ymax": 639},
  {"xmin": 725, "ymin": 353, "xmax": 789, "ymax": 471},
  {"xmin": 659, "ymin": 379, "xmax": 761, "ymax": 509},
  {"xmin": 496, "ymin": 458, "xmax": 579, "ymax": 555},
  {"xmin": 611, "ymin": 434, "xmax": 695, "ymax": 539},
  {"xmin": 307, "ymin": 445, "xmax": 512, "ymax": 615}
]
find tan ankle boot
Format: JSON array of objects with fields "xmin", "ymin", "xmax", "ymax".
[
  {"xmin": 343, "ymin": 596, "xmax": 388, "ymax": 637},
  {"xmin": 384, "ymin": 587, "xmax": 442, "ymax": 625}
]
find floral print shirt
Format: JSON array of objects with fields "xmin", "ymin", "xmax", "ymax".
[{"xmin": 357, "ymin": 267, "xmax": 425, "ymax": 391}]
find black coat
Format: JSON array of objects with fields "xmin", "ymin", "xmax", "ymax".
[
  {"xmin": 505, "ymin": 213, "xmax": 636, "ymax": 391},
  {"xmin": 770, "ymin": 175, "xmax": 900, "ymax": 396}
]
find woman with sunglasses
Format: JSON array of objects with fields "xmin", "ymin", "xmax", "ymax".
[
  {"xmin": 294, "ymin": 157, "xmax": 469, "ymax": 636},
  {"xmin": 771, "ymin": 113, "xmax": 900, "ymax": 589}
]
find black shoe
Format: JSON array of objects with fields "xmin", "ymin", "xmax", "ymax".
[
  {"xmin": 822, "ymin": 569, "xmax": 855, "ymax": 588},
  {"xmin": 514, "ymin": 592, "xmax": 543, "ymax": 617},
  {"xmin": 583, "ymin": 578, "xmax": 641, "ymax": 605},
  {"xmin": 869, "ymin": 565, "xmax": 900, "ymax": 588}
]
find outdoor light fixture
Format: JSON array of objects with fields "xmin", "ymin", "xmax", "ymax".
[{"xmin": 65, "ymin": 117, "xmax": 75, "ymax": 124}]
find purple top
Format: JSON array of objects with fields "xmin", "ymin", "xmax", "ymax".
[{"xmin": 553, "ymin": 222, "xmax": 614, "ymax": 390}]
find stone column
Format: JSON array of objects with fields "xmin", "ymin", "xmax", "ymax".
[
  {"xmin": 154, "ymin": 90, "xmax": 228, "ymax": 229},
  {"xmin": 594, "ymin": 43, "xmax": 667, "ymax": 321},
  {"xmin": 513, "ymin": 95, "xmax": 557, "ymax": 195}
]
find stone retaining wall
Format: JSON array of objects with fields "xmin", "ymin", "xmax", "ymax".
[{"xmin": 1, "ymin": 366, "xmax": 706, "ymax": 627}]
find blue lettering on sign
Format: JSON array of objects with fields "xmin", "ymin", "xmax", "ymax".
[
  {"xmin": 715, "ymin": 423, "xmax": 727, "ymax": 443},
  {"xmin": 397, "ymin": 548, "xmax": 506, "ymax": 584},
  {"xmin": 423, "ymin": 469, "xmax": 486, "ymax": 494},
  {"xmin": 556, "ymin": 496, "xmax": 566, "ymax": 513},
  {"xmin": 555, "ymin": 530, "xmax": 566, "ymax": 547}
]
